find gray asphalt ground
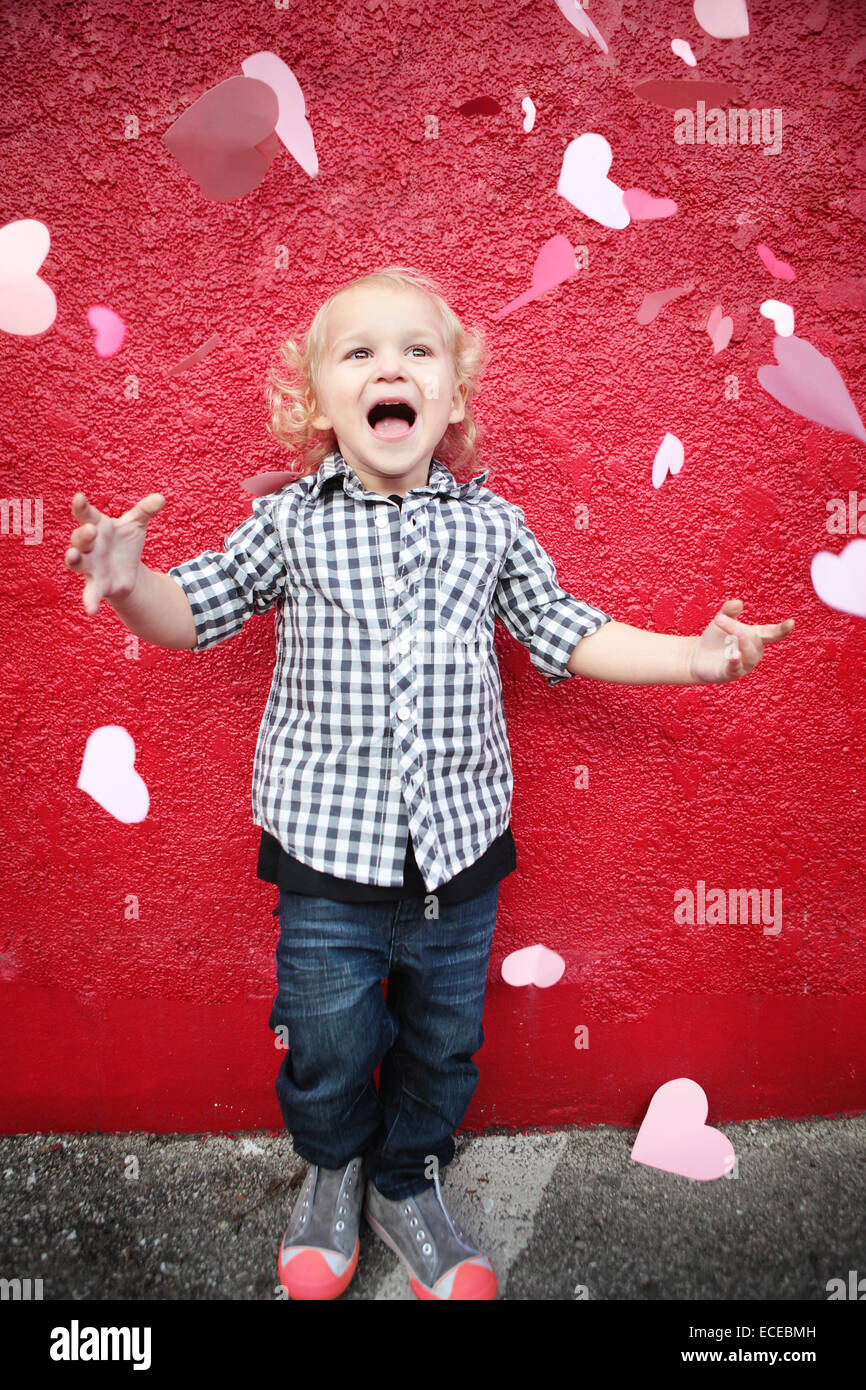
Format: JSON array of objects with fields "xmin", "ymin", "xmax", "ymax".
[{"xmin": 0, "ymin": 1116, "xmax": 862, "ymax": 1301}]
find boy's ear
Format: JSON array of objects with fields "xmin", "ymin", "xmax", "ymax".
[
  {"xmin": 449, "ymin": 382, "xmax": 468, "ymax": 423},
  {"xmin": 309, "ymin": 393, "xmax": 332, "ymax": 430}
]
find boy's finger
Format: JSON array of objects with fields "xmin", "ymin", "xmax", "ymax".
[
  {"xmin": 119, "ymin": 493, "xmax": 166, "ymax": 527},
  {"xmin": 713, "ymin": 611, "xmax": 740, "ymax": 634},
  {"xmin": 753, "ymin": 618, "xmax": 795, "ymax": 642},
  {"xmin": 69, "ymin": 524, "xmax": 97, "ymax": 551},
  {"xmin": 83, "ymin": 577, "xmax": 102, "ymax": 616},
  {"xmin": 71, "ymin": 492, "xmax": 102, "ymax": 525}
]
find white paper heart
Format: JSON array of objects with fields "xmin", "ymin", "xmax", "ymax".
[
  {"xmin": 0, "ymin": 218, "xmax": 57, "ymax": 336},
  {"xmin": 693, "ymin": 0, "xmax": 749, "ymax": 40},
  {"xmin": 810, "ymin": 539, "xmax": 866, "ymax": 618},
  {"xmin": 553, "ymin": 0, "xmax": 609, "ymax": 54},
  {"xmin": 558, "ymin": 133, "xmax": 630, "ymax": 229},
  {"xmin": 760, "ymin": 299, "xmax": 795, "ymax": 336},
  {"xmin": 77, "ymin": 725, "xmax": 150, "ymax": 823},
  {"xmin": 652, "ymin": 432, "xmax": 684, "ymax": 489},
  {"xmin": 671, "ymin": 38, "xmax": 697, "ymax": 66}
]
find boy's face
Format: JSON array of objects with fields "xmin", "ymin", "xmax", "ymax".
[{"xmin": 310, "ymin": 285, "xmax": 466, "ymax": 496}]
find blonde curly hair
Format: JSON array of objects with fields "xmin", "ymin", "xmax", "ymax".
[{"xmin": 264, "ymin": 266, "xmax": 489, "ymax": 479}]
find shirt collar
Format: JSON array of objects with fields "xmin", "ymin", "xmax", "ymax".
[{"xmin": 304, "ymin": 449, "xmax": 489, "ymax": 508}]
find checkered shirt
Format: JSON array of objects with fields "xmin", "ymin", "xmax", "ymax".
[{"xmin": 167, "ymin": 450, "xmax": 612, "ymax": 892}]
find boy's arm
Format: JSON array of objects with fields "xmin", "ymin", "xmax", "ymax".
[
  {"xmin": 166, "ymin": 493, "xmax": 289, "ymax": 653},
  {"xmin": 492, "ymin": 509, "xmax": 614, "ymax": 685},
  {"xmin": 566, "ymin": 599, "xmax": 795, "ymax": 685},
  {"xmin": 107, "ymin": 564, "xmax": 199, "ymax": 649}
]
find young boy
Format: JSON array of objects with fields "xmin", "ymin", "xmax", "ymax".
[{"xmin": 64, "ymin": 267, "xmax": 794, "ymax": 1301}]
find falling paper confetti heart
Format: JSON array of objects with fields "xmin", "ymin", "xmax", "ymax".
[
  {"xmin": 162, "ymin": 75, "xmax": 281, "ymax": 201},
  {"xmin": 623, "ymin": 188, "xmax": 677, "ymax": 220},
  {"xmin": 693, "ymin": 0, "xmax": 750, "ymax": 39},
  {"xmin": 167, "ymin": 333, "xmax": 220, "ymax": 376},
  {"xmin": 810, "ymin": 539, "xmax": 866, "ymax": 618},
  {"xmin": 77, "ymin": 726, "xmax": 150, "ymax": 823},
  {"xmin": 706, "ymin": 304, "xmax": 733, "ymax": 353},
  {"xmin": 553, "ymin": 0, "xmax": 609, "ymax": 54},
  {"xmin": 0, "ymin": 218, "xmax": 57, "ymax": 336},
  {"xmin": 558, "ymin": 133, "xmax": 629, "ymax": 229},
  {"xmin": 241, "ymin": 470, "xmax": 298, "ymax": 497},
  {"xmin": 757, "ymin": 243, "xmax": 796, "ymax": 281},
  {"xmin": 637, "ymin": 282, "xmax": 695, "ymax": 325},
  {"xmin": 633, "ymin": 79, "xmax": 743, "ymax": 109},
  {"xmin": 760, "ymin": 300, "xmax": 794, "ymax": 336},
  {"xmin": 632, "ymin": 1078, "xmax": 736, "ymax": 1181},
  {"xmin": 241, "ymin": 51, "xmax": 318, "ymax": 177},
  {"xmin": 458, "ymin": 95, "xmax": 500, "ymax": 116},
  {"xmin": 493, "ymin": 233, "xmax": 582, "ymax": 319},
  {"xmin": 87, "ymin": 306, "xmax": 126, "ymax": 358},
  {"xmin": 671, "ymin": 38, "xmax": 697, "ymax": 66},
  {"xmin": 757, "ymin": 335, "xmax": 866, "ymax": 444},
  {"xmin": 501, "ymin": 944, "xmax": 565, "ymax": 988},
  {"xmin": 652, "ymin": 432, "xmax": 684, "ymax": 488}
]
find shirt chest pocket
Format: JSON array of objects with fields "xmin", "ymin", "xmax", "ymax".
[
  {"xmin": 288, "ymin": 531, "xmax": 392, "ymax": 638},
  {"xmin": 435, "ymin": 551, "xmax": 499, "ymax": 642}
]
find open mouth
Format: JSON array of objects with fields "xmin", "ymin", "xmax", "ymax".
[{"xmin": 366, "ymin": 400, "xmax": 418, "ymax": 441}]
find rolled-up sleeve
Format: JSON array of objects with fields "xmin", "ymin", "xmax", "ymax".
[
  {"xmin": 493, "ymin": 509, "xmax": 613, "ymax": 686},
  {"xmin": 167, "ymin": 494, "xmax": 288, "ymax": 652}
]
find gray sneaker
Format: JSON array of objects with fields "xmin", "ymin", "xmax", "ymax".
[
  {"xmin": 364, "ymin": 1169, "xmax": 497, "ymax": 1299},
  {"xmin": 277, "ymin": 1155, "xmax": 365, "ymax": 1299}
]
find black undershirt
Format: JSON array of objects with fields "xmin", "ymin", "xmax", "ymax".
[{"xmin": 255, "ymin": 489, "xmax": 517, "ymax": 903}]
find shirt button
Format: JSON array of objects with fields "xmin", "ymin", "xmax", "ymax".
[
  {"xmin": 397, "ymin": 706, "xmax": 411, "ymax": 720},
  {"xmin": 375, "ymin": 513, "xmax": 388, "ymax": 528},
  {"xmin": 384, "ymin": 575, "xmax": 395, "ymax": 590},
  {"xmin": 390, "ymin": 774, "xmax": 400, "ymax": 788}
]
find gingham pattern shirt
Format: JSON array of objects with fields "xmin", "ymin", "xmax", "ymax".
[{"xmin": 167, "ymin": 450, "xmax": 613, "ymax": 893}]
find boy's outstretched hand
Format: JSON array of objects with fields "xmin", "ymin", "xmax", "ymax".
[
  {"xmin": 689, "ymin": 599, "xmax": 795, "ymax": 684},
  {"xmin": 65, "ymin": 491, "xmax": 167, "ymax": 617}
]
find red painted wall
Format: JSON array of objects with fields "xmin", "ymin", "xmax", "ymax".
[{"xmin": 1, "ymin": 0, "xmax": 864, "ymax": 1133}]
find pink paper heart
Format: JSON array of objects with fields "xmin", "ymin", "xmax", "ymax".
[
  {"xmin": 811, "ymin": 539, "xmax": 866, "ymax": 618},
  {"xmin": 166, "ymin": 333, "xmax": 220, "ymax": 377},
  {"xmin": 632, "ymin": 1077, "xmax": 736, "ymax": 1181},
  {"xmin": 553, "ymin": 0, "xmax": 608, "ymax": 54},
  {"xmin": 623, "ymin": 188, "xmax": 677, "ymax": 220},
  {"xmin": 241, "ymin": 470, "xmax": 299, "ymax": 498},
  {"xmin": 240, "ymin": 51, "xmax": 318, "ymax": 177},
  {"xmin": 693, "ymin": 0, "xmax": 750, "ymax": 40},
  {"xmin": 706, "ymin": 303, "xmax": 733, "ymax": 352},
  {"xmin": 162, "ymin": 75, "xmax": 280, "ymax": 201},
  {"xmin": 757, "ymin": 242, "xmax": 796, "ymax": 281},
  {"xmin": 501, "ymin": 944, "xmax": 565, "ymax": 988},
  {"xmin": 637, "ymin": 282, "xmax": 695, "ymax": 325},
  {"xmin": 757, "ymin": 334, "xmax": 866, "ymax": 444},
  {"xmin": 493, "ymin": 234, "xmax": 581, "ymax": 319},
  {"xmin": 0, "ymin": 218, "xmax": 57, "ymax": 337},
  {"xmin": 87, "ymin": 305, "xmax": 126, "ymax": 358}
]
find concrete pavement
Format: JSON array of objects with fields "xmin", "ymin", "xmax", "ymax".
[{"xmin": 0, "ymin": 1116, "xmax": 863, "ymax": 1301}]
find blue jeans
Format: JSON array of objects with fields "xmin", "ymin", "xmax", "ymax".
[{"xmin": 267, "ymin": 883, "xmax": 500, "ymax": 1201}]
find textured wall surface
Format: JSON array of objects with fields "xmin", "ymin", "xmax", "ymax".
[{"xmin": 1, "ymin": 0, "xmax": 864, "ymax": 1133}]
